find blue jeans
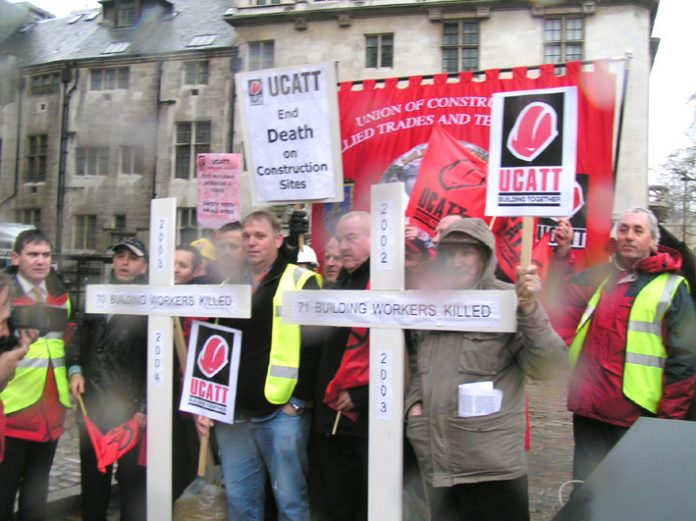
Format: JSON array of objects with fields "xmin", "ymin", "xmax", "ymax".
[{"xmin": 216, "ymin": 408, "xmax": 311, "ymax": 521}]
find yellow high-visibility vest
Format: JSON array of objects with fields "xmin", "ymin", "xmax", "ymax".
[
  {"xmin": 569, "ymin": 272, "xmax": 686, "ymax": 413},
  {"xmin": 264, "ymin": 264, "xmax": 319, "ymax": 404},
  {"xmin": 1, "ymin": 299, "xmax": 72, "ymax": 413}
]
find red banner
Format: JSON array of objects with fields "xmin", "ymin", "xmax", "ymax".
[{"xmin": 312, "ymin": 61, "xmax": 616, "ymax": 272}]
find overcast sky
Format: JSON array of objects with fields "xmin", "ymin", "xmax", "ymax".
[{"xmin": 11, "ymin": 0, "xmax": 696, "ymax": 175}]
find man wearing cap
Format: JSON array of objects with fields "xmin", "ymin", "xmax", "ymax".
[
  {"xmin": 0, "ymin": 229, "xmax": 72, "ymax": 521},
  {"xmin": 67, "ymin": 237, "xmax": 149, "ymax": 521},
  {"xmin": 405, "ymin": 218, "xmax": 565, "ymax": 521}
]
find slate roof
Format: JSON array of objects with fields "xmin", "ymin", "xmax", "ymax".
[{"xmin": 0, "ymin": 0, "xmax": 236, "ymax": 68}]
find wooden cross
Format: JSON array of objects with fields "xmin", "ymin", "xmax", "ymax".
[
  {"xmin": 85, "ymin": 198, "xmax": 252, "ymax": 521},
  {"xmin": 282, "ymin": 183, "xmax": 518, "ymax": 521}
]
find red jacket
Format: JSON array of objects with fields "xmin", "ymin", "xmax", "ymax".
[{"xmin": 552, "ymin": 246, "xmax": 696, "ymax": 427}]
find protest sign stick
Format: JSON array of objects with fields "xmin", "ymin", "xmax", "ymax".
[
  {"xmin": 197, "ymin": 431, "xmax": 210, "ymax": 477},
  {"xmin": 173, "ymin": 318, "xmax": 216, "ymax": 469},
  {"xmin": 488, "ymin": 216, "xmax": 497, "ymax": 231},
  {"xmin": 331, "ymin": 411, "xmax": 341, "ymax": 435},
  {"xmin": 520, "ymin": 216, "xmax": 534, "ymax": 268}
]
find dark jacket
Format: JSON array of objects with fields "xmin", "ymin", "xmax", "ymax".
[
  {"xmin": 219, "ymin": 255, "xmax": 321, "ymax": 418},
  {"xmin": 552, "ymin": 246, "xmax": 696, "ymax": 426},
  {"xmin": 314, "ymin": 258, "xmax": 370, "ymax": 437},
  {"xmin": 66, "ymin": 275, "xmax": 147, "ymax": 431}
]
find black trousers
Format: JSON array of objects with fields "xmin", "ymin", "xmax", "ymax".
[
  {"xmin": 572, "ymin": 414, "xmax": 628, "ymax": 481},
  {"xmin": 0, "ymin": 436, "xmax": 59, "ymax": 521},
  {"xmin": 314, "ymin": 433, "xmax": 368, "ymax": 521},
  {"xmin": 427, "ymin": 475, "xmax": 530, "ymax": 521},
  {"xmin": 78, "ymin": 423, "xmax": 145, "ymax": 521}
]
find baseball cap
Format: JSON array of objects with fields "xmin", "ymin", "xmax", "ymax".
[
  {"xmin": 191, "ymin": 238, "xmax": 217, "ymax": 261},
  {"xmin": 113, "ymin": 237, "xmax": 149, "ymax": 259}
]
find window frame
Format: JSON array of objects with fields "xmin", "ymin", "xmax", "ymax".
[
  {"xmin": 248, "ymin": 41, "xmax": 275, "ymax": 71},
  {"xmin": 441, "ymin": 20, "xmax": 480, "ymax": 73},
  {"xmin": 119, "ymin": 145, "xmax": 144, "ymax": 174},
  {"xmin": 543, "ymin": 16, "xmax": 584, "ymax": 64},
  {"xmin": 90, "ymin": 67, "xmax": 130, "ymax": 91},
  {"xmin": 30, "ymin": 73, "xmax": 60, "ymax": 96},
  {"xmin": 365, "ymin": 33, "xmax": 394, "ymax": 69},
  {"xmin": 184, "ymin": 61, "xmax": 210, "ymax": 85},
  {"xmin": 174, "ymin": 121, "xmax": 212, "ymax": 180},
  {"xmin": 76, "ymin": 146, "xmax": 110, "ymax": 177},
  {"xmin": 26, "ymin": 134, "xmax": 48, "ymax": 183},
  {"xmin": 74, "ymin": 214, "xmax": 98, "ymax": 250}
]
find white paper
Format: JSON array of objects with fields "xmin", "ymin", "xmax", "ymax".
[{"xmin": 458, "ymin": 382, "xmax": 503, "ymax": 417}]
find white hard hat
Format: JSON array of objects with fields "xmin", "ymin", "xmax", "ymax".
[{"xmin": 297, "ymin": 245, "xmax": 318, "ymax": 265}]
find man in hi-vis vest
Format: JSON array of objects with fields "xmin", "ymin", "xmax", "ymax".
[
  {"xmin": 552, "ymin": 207, "xmax": 696, "ymax": 481},
  {"xmin": 197, "ymin": 210, "xmax": 321, "ymax": 521},
  {"xmin": 0, "ymin": 229, "xmax": 72, "ymax": 520}
]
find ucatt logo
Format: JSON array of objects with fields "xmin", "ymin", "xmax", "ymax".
[
  {"xmin": 248, "ymin": 79, "xmax": 263, "ymax": 106},
  {"xmin": 506, "ymin": 102, "xmax": 558, "ymax": 162},
  {"xmin": 197, "ymin": 335, "xmax": 229, "ymax": 378}
]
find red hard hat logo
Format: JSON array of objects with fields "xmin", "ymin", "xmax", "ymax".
[
  {"xmin": 507, "ymin": 102, "xmax": 558, "ymax": 162},
  {"xmin": 197, "ymin": 335, "xmax": 229, "ymax": 378},
  {"xmin": 249, "ymin": 80, "xmax": 262, "ymax": 96}
]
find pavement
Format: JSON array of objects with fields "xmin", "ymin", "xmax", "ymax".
[{"xmin": 45, "ymin": 375, "xmax": 574, "ymax": 520}]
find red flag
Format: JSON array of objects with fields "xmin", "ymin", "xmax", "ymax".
[
  {"xmin": 84, "ymin": 415, "xmax": 141, "ymax": 473},
  {"xmin": 492, "ymin": 217, "xmax": 552, "ymax": 282},
  {"xmin": 406, "ymin": 126, "xmax": 488, "ymax": 234},
  {"xmin": 324, "ymin": 327, "xmax": 370, "ymax": 422}
]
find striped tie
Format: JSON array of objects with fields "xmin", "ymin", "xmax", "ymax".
[{"xmin": 31, "ymin": 286, "xmax": 44, "ymax": 303}]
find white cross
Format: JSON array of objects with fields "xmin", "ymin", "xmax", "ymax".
[
  {"xmin": 85, "ymin": 198, "xmax": 252, "ymax": 521},
  {"xmin": 283, "ymin": 183, "xmax": 518, "ymax": 521}
]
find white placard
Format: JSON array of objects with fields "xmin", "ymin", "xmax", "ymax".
[
  {"xmin": 282, "ymin": 290, "xmax": 517, "ymax": 332},
  {"xmin": 179, "ymin": 321, "xmax": 242, "ymax": 424},
  {"xmin": 86, "ymin": 284, "xmax": 252, "ymax": 318},
  {"xmin": 375, "ymin": 349, "xmax": 393, "ymax": 421},
  {"xmin": 236, "ymin": 62, "xmax": 343, "ymax": 203},
  {"xmin": 486, "ymin": 86, "xmax": 578, "ymax": 217}
]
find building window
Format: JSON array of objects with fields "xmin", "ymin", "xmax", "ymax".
[
  {"xmin": 117, "ymin": 1, "xmax": 136, "ymax": 27},
  {"xmin": 544, "ymin": 17, "xmax": 584, "ymax": 64},
  {"xmin": 114, "ymin": 214, "xmax": 127, "ymax": 232},
  {"xmin": 74, "ymin": 215, "xmax": 98, "ymax": 250},
  {"xmin": 90, "ymin": 68, "xmax": 130, "ymax": 90},
  {"xmin": 76, "ymin": 146, "xmax": 110, "ymax": 176},
  {"xmin": 365, "ymin": 34, "xmax": 393, "ymax": 68},
  {"xmin": 15, "ymin": 208, "xmax": 41, "ymax": 228},
  {"xmin": 26, "ymin": 134, "xmax": 48, "ymax": 182},
  {"xmin": 249, "ymin": 41, "xmax": 274, "ymax": 71},
  {"xmin": 184, "ymin": 61, "xmax": 209, "ymax": 85},
  {"xmin": 441, "ymin": 21, "xmax": 479, "ymax": 73},
  {"xmin": 178, "ymin": 208, "xmax": 198, "ymax": 244},
  {"xmin": 30, "ymin": 73, "xmax": 60, "ymax": 96},
  {"xmin": 175, "ymin": 122, "xmax": 211, "ymax": 179},
  {"xmin": 254, "ymin": 0, "xmax": 281, "ymax": 5},
  {"xmin": 119, "ymin": 145, "xmax": 144, "ymax": 174}
]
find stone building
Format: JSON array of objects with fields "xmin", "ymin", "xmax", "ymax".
[{"xmin": 0, "ymin": 0, "xmax": 658, "ymax": 254}]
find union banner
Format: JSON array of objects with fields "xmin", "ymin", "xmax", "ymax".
[{"xmin": 311, "ymin": 61, "xmax": 617, "ymax": 273}]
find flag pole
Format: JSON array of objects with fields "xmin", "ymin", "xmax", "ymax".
[
  {"xmin": 612, "ymin": 52, "xmax": 632, "ymax": 182},
  {"xmin": 76, "ymin": 394, "xmax": 88, "ymax": 418},
  {"xmin": 331, "ymin": 411, "xmax": 341, "ymax": 435}
]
